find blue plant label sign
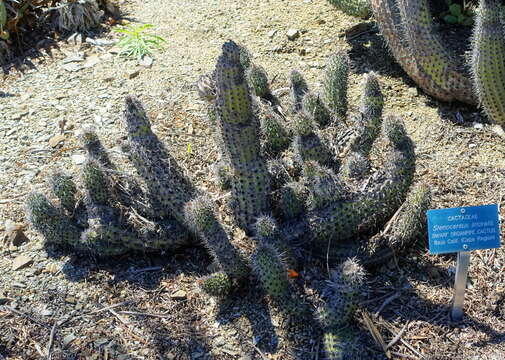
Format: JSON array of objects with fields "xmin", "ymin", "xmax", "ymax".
[{"xmin": 427, "ymin": 204, "xmax": 501, "ymax": 255}]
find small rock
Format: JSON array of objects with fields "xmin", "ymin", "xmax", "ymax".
[
  {"xmin": 61, "ymin": 62, "xmax": 84, "ymax": 72},
  {"xmin": 164, "ymin": 352, "xmax": 176, "ymax": 360},
  {"xmin": 83, "ymin": 55, "xmax": 100, "ymax": 68},
  {"xmin": 12, "ymin": 111, "xmax": 28, "ymax": 120},
  {"xmin": 12, "ymin": 255, "xmax": 33, "ymax": 271},
  {"xmin": 286, "ymin": 29, "xmax": 300, "ymax": 40},
  {"xmin": 62, "ymin": 53, "xmax": 85, "ymax": 64},
  {"xmin": 65, "ymin": 297, "xmax": 77, "ymax": 304},
  {"xmin": 40, "ymin": 309, "xmax": 53, "ymax": 316},
  {"xmin": 72, "ymin": 154, "xmax": 86, "ymax": 165},
  {"xmin": 171, "ymin": 290, "xmax": 187, "ymax": 300},
  {"xmin": 408, "ymin": 87, "xmax": 418, "ymax": 97},
  {"xmin": 8, "ymin": 229, "xmax": 28, "ymax": 247},
  {"xmin": 472, "ymin": 122, "xmax": 484, "ymax": 130},
  {"xmin": 469, "ymin": 143, "xmax": 477, "ymax": 148},
  {"xmin": 63, "ymin": 334, "xmax": 77, "ymax": 347},
  {"xmin": 267, "ymin": 29, "xmax": 278, "ymax": 39},
  {"xmin": 100, "ymin": 53, "xmax": 114, "ymax": 61},
  {"xmin": 48, "ymin": 134, "xmax": 66, "ymax": 148},
  {"xmin": 68, "ymin": 33, "xmax": 84, "ymax": 45},
  {"xmin": 127, "ymin": 69, "xmax": 140, "ymax": 79},
  {"xmin": 5, "ymin": 220, "xmax": 23, "ymax": 233},
  {"xmin": 139, "ymin": 56, "xmax": 153, "ymax": 68}
]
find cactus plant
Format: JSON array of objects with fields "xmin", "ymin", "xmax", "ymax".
[
  {"xmin": 328, "ymin": 0, "xmax": 372, "ymax": 19},
  {"xmin": 27, "ymin": 40, "xmax": 431, "ymax": 358},
  {"xmin": 371, "ymin": 0, "xmax": 505, "ymax": 128}
]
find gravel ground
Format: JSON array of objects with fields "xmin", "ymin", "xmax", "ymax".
[{"xmin": 1, "ymin": 0, "xmax": 505, "ymax": 359}]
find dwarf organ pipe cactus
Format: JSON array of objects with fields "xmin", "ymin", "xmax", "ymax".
[{"xmin": 28, "ymin": 40, "xmax": 432, "ymax": 359}]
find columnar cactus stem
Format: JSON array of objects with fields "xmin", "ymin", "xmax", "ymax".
[
  {"xmin": 323, "ymin": 51, "xmax": 350, "ymax": 119},
  {"xmin": 290, "ymin": 70, "xmax": 309, "ymax": 112},
  {"xmin": 123, "ymin": 96, "xmax": 195, "ymax": 222},
  {"xmin": 396, "ymin": 0, "xmax": 475, "ymax": 105},
  {"xmin": 471, "ymin": 0, "xmax": 505, "ymax": 127},
  {"xmin": 185, "ymin": 196, "xmax": 249, "ymax": 283},
  {"xmin": 308, "ymin": 116, "xmax": 415, "ymax": 246},
  {"xmin": 328, "ymin": 0, "xmax": 371, "ymax": 19},
  {"xmin": 26, "ymin": 193, "xmax": 82, "ymax": 248},
  {"xmin": 213, "ymin": 40, "xmax": 270, "ymax": 231},
  {"xmin": 50, "ymin": 172, "xmax": 78, "ymax": 213},
  {"xmin": 370, "ymin": 0, "xmax": 477, "ymax": 105}
]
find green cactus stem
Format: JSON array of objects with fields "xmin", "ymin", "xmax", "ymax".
[
  {"xmin": 50, "ymin": 172, "xmax": 78, "ymax": 213},
  {"xmin": 318, "ymin": 258, "xmax": 365, "ymax": 329},
  {"xmin": 201, "ymin": 272, "xmax": 232, "ymax": 297},
  {"xmin": 323, "ymin": 328, "xmax": 360, "ymax": 360},
  {"xmin": 252, "ymin": 242, "xmax": 293, "ymax": 307},
  {"xmin": 185, "ymin": 196, "xmax": 249, "ymax": 283},
  {"xmin": 260, "ymin": 111, "xmax": 291, "ymax": 157},
  {"xmin": 79, "ymin": 127, "xmax": 114, "ymax": 168},
  {"xmin": 290, "ymin": 70, "xmax": 309, "ymax": 112},
  {"xmin": 292, "ymin": 115, "xmax": 334, "ymax": 166},
  {"xmin": 308, "ymin": 116, "xmax": 415, "ymax": 247},
  {"xmin": 247, "ymin": 64, "xmax": 270, "ymax": 98},
  {"xmin": 471, "ymin": 0, "xmax": 505, "ymax": 127},
  {"xmin": 276, "ymin": 181, "xmax": 307, "ymax": 220},
  {"xmin": 25, "ymin": 192, "xmax": 82, "ymax": 248},
  {"xmin": 123, "ymin": 95, "xmax": 195, "ymax": 222},
  {"xmin": 302, "ymin": 92, "xmax": 332, "ymax": 127},
  {"xmin": 328, "ymin": 0, "xmax": 371, "ymax": 19},
  {"xmin": 213, "ymin": 40, "xmax": 270, "ymax": 232},
  {"xmin": 370, "ymin": 0, "xmax": 476, "ymax": 105},
  {"xmin": 323, "ymin": 51, "xmax": 350, "ymax": 119}
]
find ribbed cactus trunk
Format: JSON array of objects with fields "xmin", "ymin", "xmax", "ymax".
[
  {"xmin": 471, "ymin": 0, "xmax": 505, "ymax": 127},
  {"xmin": 213, "ymin": 41, "xmax": 270, "ymax": 232},
  {"xmin": 371, "ymin": 0, "xmax": 477, "ymax": 105}
]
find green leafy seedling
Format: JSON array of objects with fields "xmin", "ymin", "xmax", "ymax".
[
  {"xmin": 114, "ymin": 23, "xmax": 166, "ymax": 60},
  {"xmin": 442, "ymin": 0, "xmax": 474, "ymax": 26}
]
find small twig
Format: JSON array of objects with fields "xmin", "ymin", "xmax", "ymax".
[
  {"xmin": 250, "ymin": 342, "xmax": 268, "ymax": 360},
  {"xmin": 108, "ymin": 307, "xmax": 130, "ymax": 326},
  {"xmin": 4, "ymin": 306, "xmax": 47, "ymax": 327},
  {"xmin": 129, "ymin": 266, "xmax": 163, "ymax": 274},
  {"xmin": 362, "ymin": 311, "xmax": 392, "ymax": 359},
  {"xmin": 46, "ymin": 322, "xmax": 57, "ymax": 360},
  {"xmin": 117, "ymin": 311, "xmax": 171, "ymax": 319},
  {"xmin": 386, "ymin": 322, "xmax": 409, "ymax": 350},
  {"xmin": 347, "ymin": 29, "xmax": 375, "ymax": 41},
  {"xmin": 390, "ymin": 351, "xmax": 419, "ymax": 360},
  {"xmin": 400, "ymin": 338, "xmax": 425, "ymax": 359},
  {"xmin": 375, "ymin": 292, "xmax": 400, "ymax": 316}
]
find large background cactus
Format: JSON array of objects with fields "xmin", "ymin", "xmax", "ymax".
[{"xmin": 361, "ymin": 0, "xmax": 505, "ymax": 128}]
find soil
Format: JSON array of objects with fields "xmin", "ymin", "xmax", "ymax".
[{"xmin": 1, "ymin": 0, "xmax": 505, "ymax": 359}]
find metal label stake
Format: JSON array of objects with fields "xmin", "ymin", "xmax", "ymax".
[
  {"xmin": 450, "ymin": 251, "xmax": 470, "ymax": 321},
  {"xmin": 427, "ymin": 204, "xmax": 501, "ymax": 322}
]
